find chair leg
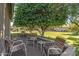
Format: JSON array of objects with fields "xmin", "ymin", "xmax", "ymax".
[{"xmin": 42, "ymin": 48, "xmax": 46, "ymax": 56}]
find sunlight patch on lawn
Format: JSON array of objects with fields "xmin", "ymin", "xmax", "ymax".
[
  {"xmin": 44, "ymin": 32, "xmax": 72, "ymax": 38},
  {"xmin": 66, "ymin": 39, "xmax": 76, "ymax": 45}
]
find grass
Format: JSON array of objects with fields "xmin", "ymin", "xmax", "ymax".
[
  {"xmin": 11, "ymin": 31, "xmax": 79, "ymax": 56},
  {"xmin": 11, "ymin": 31, "xmax": 79, "ymax": 38},
  {"xmin": 44, "ymin": 32, "xmax": 72, "ymax": 38},
  {"xmin": 67, "ymin": 37, "xmax": 79, "ymax": 56}
]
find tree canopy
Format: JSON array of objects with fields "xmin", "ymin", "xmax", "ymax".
[
  {"xmin": 14, "ymin": 3, "xmax": 68, "ymax": 36},
  {"xmin": 68, "ymin": 4, "xmax": 79, "ymax": 26},
  {"xmin": 67, "ymin": 4, "xmax": 79, "ymax": 35}
]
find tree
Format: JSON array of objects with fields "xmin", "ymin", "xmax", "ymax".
[
  {"xmin": 68, "ymin": 4, "xmax": 79, "ymax": 34},
  {"xmin": 32, "ymin": 4, "xmax": 53, "ymax": 36},
  {"xmin": 14, "ymin": 4, "xmax": 37, "ymax": 33},
  {"xmin": 34, "ymin": 4, "xmax": 68, "ymax": 36},
  {"xmin": 68, "ymin": 4, "xmax": 79, "ymax": 27},
  {"xmin": 14, "ymin": 3, "xmax": 68, "ymax": 36}
]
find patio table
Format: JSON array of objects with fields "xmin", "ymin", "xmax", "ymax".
[{"xmin": 37, "ymin": 41, "xmax": 46, "ymax": 55}]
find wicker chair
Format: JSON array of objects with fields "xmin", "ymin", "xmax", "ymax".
[
  {"xmin": 4, "ymin": 39, "xmax": 27, "ymax": 56},
  {"xmin": 11, "ymin": 42, "xmax": 27, "ymax": 56},
  {"xmin": 43, "ymin": 37, "xmax": 66, "ymax": 56}
]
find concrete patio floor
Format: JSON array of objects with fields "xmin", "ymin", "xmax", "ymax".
[
  {"xmin": 0, "ymin": 36, "xmax": 42, "ymax": 56},
  {"xmin": 17, "ymin": 36, "xmax": 42, "ymax": 56}
]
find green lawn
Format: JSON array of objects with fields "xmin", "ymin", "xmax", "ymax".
[
  {"xmin": 11, "ymin": 31, "xmax": 79, "ymax": 38},
  {"xmin": 11, "ymin": 31, "xmax": 79, "ymax": 56},
  {"xmin": 45, "ymin": 32, "xmax": 74, "ymax": 38}
]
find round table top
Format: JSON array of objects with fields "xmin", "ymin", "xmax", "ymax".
[
  {"xmin": 29, "ymin": 37, "xmax": 37, "ymax": 41},
  {"xmin": 38, "ymin": 41, "xmax": 46, "ymax": 44}
]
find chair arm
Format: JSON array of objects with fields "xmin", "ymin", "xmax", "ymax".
[{"xmin": 12, "ymin": 40, "xmax": 23, "ymax": 46}]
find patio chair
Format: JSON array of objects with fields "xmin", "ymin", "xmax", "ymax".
[
  {"xmin": 11, "ymin": 42, "xmax": 27, "ymax": 56},
  {"xmin": 4, "ymin": 39, "xmax": 13, "ymax": 56},
  {"xmin": 43, "ymin": 42, "xmax": 54, "ymax": 55},
  {"xmin": 4, "ymin": 39, "xmax": 27, "ymax": 56},
  {"xmin": 43, "ymin": 37, "xmax": 66, "ymax": 56}
]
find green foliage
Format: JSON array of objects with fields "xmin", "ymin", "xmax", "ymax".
[
  {"xmin": 49, "ymin": 4, "xmax": 68, "ymax": 26},
  {"xmin": 68, "ymin": 4, "xmax": 79, "ymax": 16},
  {"xmin": 68, "ymin": 4, "xmax": 79, "ymax": 26},
  {"xmin": 67, "ymin": 4, "xmax": 79, "ymax": 34},
  {"xmin": 14, "ymin": 3, "xmax": 68, "ymax": 36}
]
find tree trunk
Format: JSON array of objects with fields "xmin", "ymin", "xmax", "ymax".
[
  {"xmin": 41, "ymin": 31, "xmax": 45, "ymax": 37},
  {"xmin": 40, "ymin": 29, "xmax": 45, "ymax": 37},
  {"xmin": 36, "ymin": 28, "xmax": 46, "ymax": 37}
]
